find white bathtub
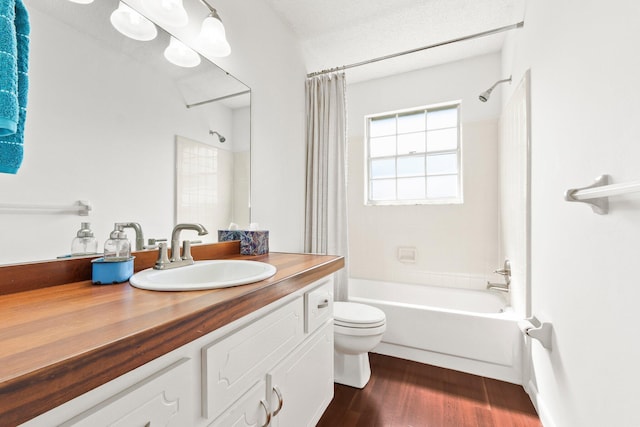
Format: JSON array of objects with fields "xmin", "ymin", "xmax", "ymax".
[{"xmin": 349, "ymin": 278, "xmax": 523, "ymax": 384}]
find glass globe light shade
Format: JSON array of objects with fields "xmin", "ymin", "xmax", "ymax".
[
  {"xmin": 196, "ymin": 15, "xmax": 231, "ymax": 57},
  {"xmin": 110, "ymin": 2, "xmax": 158, "ymax": 41},
  {"xmin": 164, "ymin": 36, "xmax": 201, "ymax": 68},
  {"xmin": 142, "ymin": 0, "xmax": 188, "ymax": 28}
]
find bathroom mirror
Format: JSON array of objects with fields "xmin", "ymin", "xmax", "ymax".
[{"xmin": 0, "ymin": 0, "xmax": 250, "ymax": 264}]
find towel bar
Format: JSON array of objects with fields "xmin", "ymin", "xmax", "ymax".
[
  {"xmin": 0, "ymin": 200, "xmax": 91, "ymax": 216},
  {"xmin": 565, "ymin": 174, "xmax": 640, "ymax": 214}
]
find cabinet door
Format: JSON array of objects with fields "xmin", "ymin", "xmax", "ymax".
[
  {"xmin": 207, "ymin": 380, "xmax": 270, "ymax": 427},
  {"xmin": 60, "ymin": 358, "xmax": 193, "ymax": 427},
  {"xmin": 267, "ymin": 321, "xmax": 334, "ymax": 427},
  {"xmin": 203, "ymin": 298, "xmax": 304, "ymax": 421}
]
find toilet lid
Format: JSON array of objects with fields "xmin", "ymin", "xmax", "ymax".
[{"xmin": 334, "ymin": 301, "xmax": 386, "ymax": 328}]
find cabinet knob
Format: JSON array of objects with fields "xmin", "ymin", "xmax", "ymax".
[
  {"xmin": 259, "ymin": 399, "xmax": 271, "ymax": 427},
  {"xmin": 272, "ymin": 385, "xmax": 284, "ymax": 417}
]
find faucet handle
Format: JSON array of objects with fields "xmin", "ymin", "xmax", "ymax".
[
  {"xmin": 182, "ymin": 240, "xmax": 194, "ymax": 262},
  {"xmin": 494, "ymin": 259, "xmax": 511, "ymax": 276},
  {"xmin": 148, "ymin": 238, "xmax": 167, "ymax": 245},
  {"xmin": 155, "ymin": 242, "xmax": 170, "ymax": 269}
]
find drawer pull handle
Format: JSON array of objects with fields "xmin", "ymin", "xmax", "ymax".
[
  {"xmin": 317, "ymin": 299, "xmax": 329, "ymax": 309},
  {"xmin": 260, "ymin": 399, "xmax": 271, "ymax": 427},
  {"xmin": 272, "ymin": 385, "xmax": 284, "ymax": 417}
]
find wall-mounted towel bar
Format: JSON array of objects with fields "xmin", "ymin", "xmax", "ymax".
[
  {"xmin": 565, "ymin": 174, "xmax": 640, "ymax": 214},
  {"xmin": 0, "ymin": 200, "xmax": 91, "ymax": 216},
  {"xmin": 518, "ymin": 316, "xmax": 552, "ymax": 350}
]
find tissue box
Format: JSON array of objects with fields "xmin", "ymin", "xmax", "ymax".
[
  {"xmin": 91, "ymin": 257, "xmax": 135, "ymax": 284},
  {"xmin": 239, "ymin": 230, "xmax": 269, "ymax": 255},
  {"xmin": 218, "ymin": 230, "xmax": 242, "ymax": 241}
]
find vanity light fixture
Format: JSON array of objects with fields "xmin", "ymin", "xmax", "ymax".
[
  {"xmin": 110, "ymin": 2, "xmax": 158, "ymax": 42},
  {"xmin": 195, "ymin": 0, "xmax": 231, "ymax": 57},
  {"xmin": 141, "ymin": 0, "xmax": 189, "ymax": 28},
  {"xmin": 164, "ymin": 36, "xmax": 201, "ymax": 68}
]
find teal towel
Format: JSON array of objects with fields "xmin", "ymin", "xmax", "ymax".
[{"xmin": 0, "ymin": 0, "xmax": 29, "ymax": 174}]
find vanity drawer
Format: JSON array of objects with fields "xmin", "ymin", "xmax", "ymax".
[
  {"xmin": 202, "ymin": 297, "xmax": 304, "ymax": 421},
  {"xmin": 60, "ymin": 358, "xmax": 193, "ymax": 427},
  {"xmin": 304, "ymin": 277, "xmax": 333, "ymax": 334}
]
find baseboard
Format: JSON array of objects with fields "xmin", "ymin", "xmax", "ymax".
[
  {"xmin": 374, "ymin": 342, "xmax": 522, "ymax": 385},
  {"xmin": 524, "ymin": 379, "xmax": 556, "ymax": 427}
]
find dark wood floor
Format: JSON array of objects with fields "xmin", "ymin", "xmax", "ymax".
[{"xmin": 317, "ymin": 353, "xmax": 541, "ymax": 427}]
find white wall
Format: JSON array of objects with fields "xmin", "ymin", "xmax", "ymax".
[
  {"xmin": 208, "ymin": 0, "xmax": 308, "ymax": 252},
  {"xmin": 347, "ymin": 53, "xmax": 503, "ymax": 287},
  {"xmin": 503, "ymin": 1, "xmax": 640, "ymax": 426}
]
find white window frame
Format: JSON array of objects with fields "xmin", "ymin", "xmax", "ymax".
[{"xmin": 364, "ymin": 102, "xmax": 463, "ymax": 206}]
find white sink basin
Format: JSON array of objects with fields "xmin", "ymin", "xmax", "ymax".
[{"xmin": 129, "ymin": 260, "xmax": 277, "ymax": 291}]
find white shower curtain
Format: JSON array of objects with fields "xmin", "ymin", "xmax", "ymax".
[{"xmin": 304, "ymin": 72, "xmax": 349, "ymax": 301}]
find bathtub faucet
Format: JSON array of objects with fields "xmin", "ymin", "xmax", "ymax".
[{"xmin": 487, "ymin": 259, "xmax": 511, "ymax": 293}]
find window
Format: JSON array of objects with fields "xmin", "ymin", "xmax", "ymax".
[{"xmin": 365, "ymin": 103, "xmax": 461, "ymax": 205}]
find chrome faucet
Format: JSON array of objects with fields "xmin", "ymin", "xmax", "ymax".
[
  {"xmin": 117, "ymin": 222, "xmax": 145, "ymax": 251},
  {"xmin": 487, "ymin": 259, "xmax": 511, "ymax": 292},
  {"xmin": 154, "ymin": 223, "xmax": 209, "ymax": 270}
]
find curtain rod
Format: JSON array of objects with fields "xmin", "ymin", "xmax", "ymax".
[
  {"xmin": 307, "ymin": 21, "xmax": 524, "ymax": 78},
  {"xmin": 185, "ymin": 90, "xmax": 251, "ymax": 109}
]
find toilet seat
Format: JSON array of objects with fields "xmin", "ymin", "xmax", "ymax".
[{"xmin": 334, "ymin": 302, "xmax": 386, "ymax": 329}]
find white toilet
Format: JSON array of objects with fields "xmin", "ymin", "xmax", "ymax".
[{"xmin": 333, "ymin": 301, "xmax": 386, "ymax": 389}]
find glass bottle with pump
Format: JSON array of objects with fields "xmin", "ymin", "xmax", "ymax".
[
  {"xmin": 71, "ymin": 222, "xmax": 99, "ymax": 256},
  {"xmin": 104, "ymin": 224, "xmax": 131, "ymax": 261}
]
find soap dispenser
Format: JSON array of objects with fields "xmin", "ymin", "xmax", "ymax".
[
  {"xmin": 71, "ymin": 222, "xmax": 98, "ymax": 256},
  {"xmin": 103, "ymin": 224, "xmax": 131, "ymax": 262}
]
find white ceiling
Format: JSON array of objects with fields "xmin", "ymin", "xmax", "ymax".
[{"xmin": 263, "ymin": 0, "xmax": 526, "ymax": 83}]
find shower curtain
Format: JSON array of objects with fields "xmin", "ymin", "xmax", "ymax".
[{"xmin": 304, "ymin": 72, "xmax": 349, "ymax": 301}]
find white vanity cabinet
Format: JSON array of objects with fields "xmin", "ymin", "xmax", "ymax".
[
  {"xmin": 20, "ymin": 276, "xmax": 335, "ymax": 427},
  {"xmin": 204, "ymin": 277, "xmax": 334, "ymax": 427}
]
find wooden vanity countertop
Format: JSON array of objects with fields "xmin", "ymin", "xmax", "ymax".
[{"xmin": 0, "ymin": 244, "xmax": 344, "ymax": 426}]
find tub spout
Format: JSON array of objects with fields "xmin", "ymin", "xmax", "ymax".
[
  {"xmin": 487, "ymin": 259, "xmax": 511, "ymax": 292},
  {"xmin": 487, "ymin": 282, "xmax": 510, "ymax": 292}
]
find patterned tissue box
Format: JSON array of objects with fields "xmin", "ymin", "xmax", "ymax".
[
  {"xmin": 218, "ymin": 230, "xmax": 242, "ymax": 241},
  {"xmin": 239, "ymin": 230, "xmax": 269, "ymax": 255}
]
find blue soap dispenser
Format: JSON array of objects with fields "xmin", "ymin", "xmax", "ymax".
[{"xmin": 91, "ymin": 224, "xmax": 134, "ymax": 285}]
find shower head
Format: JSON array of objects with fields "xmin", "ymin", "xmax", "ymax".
[
  {"xmin": 479, "ymin": 76, "xmax": 512, "ymax": 102},
  {"xmin": 209, "ymin": 130, "xmax": 226, "ymax": 143},
  {"xmin": 478, "ymin": 90, "xmax": 492, "ymax": 103}
]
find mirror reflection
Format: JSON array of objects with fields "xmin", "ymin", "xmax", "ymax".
[{"xmin": 0, "ymin": 0, "xmax": 250, "ymax": 265}]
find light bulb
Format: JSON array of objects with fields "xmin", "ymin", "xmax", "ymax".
[
  {"xmin": 164, "ymin": 36, "xmax": 201, "ymax": 68},
  {"xmin": 196, "ymin": 15, "xmax": 231, "ymax": 57},
  {"xmin": 142, "ymin": 0, "xmax": 188, "ymax": 28},
  {"xmin": 110, "ymin": 2, "xmax": 157, "ymax": 41},
  {"xmin": 68, "ymin": 0, "xmax": 94, "ymax": 4}
]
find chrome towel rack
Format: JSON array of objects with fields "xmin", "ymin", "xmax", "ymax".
[
  {"xmin": 565, "ymin": 175, "xmax": 640, "ymax": 214},
  {"xmin": 0, "ymin": 200, "xmax": 92, "ymax": 216}
]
